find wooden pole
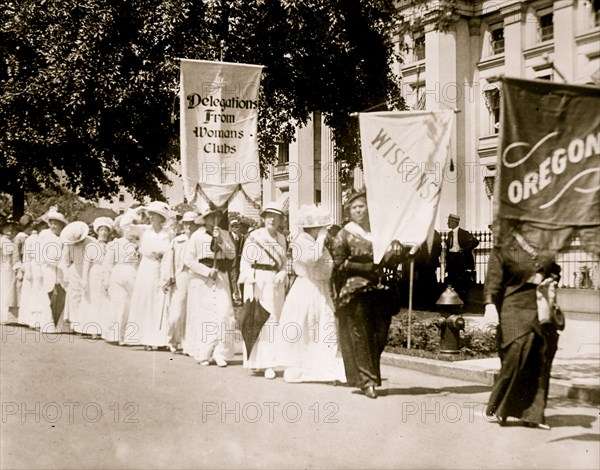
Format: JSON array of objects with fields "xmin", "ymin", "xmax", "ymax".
[{"xmin": 408, "ymin": 258, "xmax": 414, "ymax": 350}]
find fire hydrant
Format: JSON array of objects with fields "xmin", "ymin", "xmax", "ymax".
[{"xmin": 435, "ymin": 285, "xmax": 466, "ymax": 354}]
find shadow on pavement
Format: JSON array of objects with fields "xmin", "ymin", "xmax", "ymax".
[{"xmin": 375, "ymin": 384, "xmax": 492, "ymax": 396}]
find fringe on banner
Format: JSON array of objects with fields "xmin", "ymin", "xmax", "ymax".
[{"xmin": 194, "ymin": 184, "xmax": 261, "ymax": 212}]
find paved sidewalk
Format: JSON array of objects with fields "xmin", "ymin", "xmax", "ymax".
[{"xmin": 382, "ymin": 311, "xmax": 600, "ymax": 404}]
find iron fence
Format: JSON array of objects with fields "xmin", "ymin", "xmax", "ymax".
[{"xmin": 435, "ymin": 230, "xmax": 599, "ymax": 290}]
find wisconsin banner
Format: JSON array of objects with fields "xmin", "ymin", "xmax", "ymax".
[
  {"xmin": 359, "ymin": 110, "xmax": 455, "ymax": 264},
  {"xmin": 494, "ymin": 77, "xmax": 600, "ymax": 254},
  {"xmin": 180, "ymin": 59, "xmax": 263, "ymax": 209}
]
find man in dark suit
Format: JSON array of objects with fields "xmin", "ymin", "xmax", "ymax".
[
  {"xmin": 445, "ymin": 213, "xmax": 479, "ymax": 300},
  {"xmin": 414, "ymin": 229, "xmax": 442, "ymax": 310}
]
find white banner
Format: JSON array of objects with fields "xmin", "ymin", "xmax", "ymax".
[
  {"xmin": 180, "ymin": 59, "xmax": 263, "ymax": 209},
  {"xmin": 359, "ymin": 111, "xmax": 455, "ymax": 263}
]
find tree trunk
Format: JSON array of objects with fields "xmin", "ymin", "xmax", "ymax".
[{"xmin": 11, "ymin": 188, "xmax": 25, "ymax": 220}]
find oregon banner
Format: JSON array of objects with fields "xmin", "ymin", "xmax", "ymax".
[
  {"xmin": 180, "ymin": 59, "xmax": 263, "ymax": 209},
  {"xmin": 494, "ymin": 77, "xmax": 600, "ymax": 254},
  {"xmin": 359, "ymin": 110, "xmax": 455, "ymax": 264}
]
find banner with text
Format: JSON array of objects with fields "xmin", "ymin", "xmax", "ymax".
[
  {"xmin": 359, "ymin": 111, "xmax": 455, "ymax": 264},
  {"xmin": 180, "ymin": 59, "xmax": 263, "ymax": 209},
  {"xmin": 494, "ymin": 77, "xmax": 600, "ymax": 254}
]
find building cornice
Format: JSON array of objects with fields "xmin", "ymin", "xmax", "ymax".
[
  {"xmin": 478, "ymin": 54, "xmax": 505, "ymax": 71},
  {"xmin": 575, "ymin": 28, "xmax": 600, "ymax": 48},
  {"xmin": 401, "ymin": 61, "xmax": 426, "ymax": 78},
  {"xmin": 523, "ymin": 41, "xmax": 555, "ymax": 60},
  {"xmin": 500, "ymin": 2, "xmax": 527, "ymax": 26}
]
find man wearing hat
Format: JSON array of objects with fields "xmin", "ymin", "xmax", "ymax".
[
  {"xmin": 228, "ymin": 218, "xmax": 243, "ymax": 306},
  {"xmin": 183, "ymin": 207, "xmax": 237, "ymax": 366},
  {"xmin": 445, "ymin": 213, "xmax": 479, "ymax": 300}
]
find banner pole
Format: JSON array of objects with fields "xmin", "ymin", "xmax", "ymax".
[{"xmin": 408, "ymin": 258, "xmax": 414, "ymax": 350}]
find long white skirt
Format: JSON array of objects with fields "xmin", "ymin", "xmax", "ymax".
[
  {"xmin": 122, "ymin": 257, "xmax": 168, "ymax": 347},
  {"xmin": 275, "ymin": 277, "xmax": 346, "ymax": 383},
  {"xmin": 0, "ymin": 265, "xmax": 18, "ymax": 324},
  {"xmin": 102, "ymin": 264, "xmax": 137, "ymax": 343},
  {"xmin": 183, "ymin": 272, "xmax": 235, "ymax": 362},
  {"xmin": 78, "ymin": 263, "xmax": 106, "ymax": 336}
]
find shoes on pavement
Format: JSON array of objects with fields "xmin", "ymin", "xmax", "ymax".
[
  {"xmin": 264, "ymin": 368, "xmax": 276, "ymax": 380},
  {"xmin": 199, "ymin": 360, "xmax": 211, "ymax": 366},
  {"xmin": 363, "ymin": 385, "xmax": 377, "ymax": 399},
  {"xmin": 523, "ymin": 421, "xmax": 550, "ymax": 430},
  {"xmin": 215, "ymin": 358, "xmax": 228, "ymax": 367}
]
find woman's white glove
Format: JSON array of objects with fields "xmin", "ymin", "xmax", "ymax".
[{"xmin": 484, "ymin": 303, "xmax": 499, "ymax": 326}]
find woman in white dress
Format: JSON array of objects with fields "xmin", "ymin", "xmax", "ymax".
[
  {"xmin": 239, "ymin": 201, "xmax": 288, "ymax": 379},
  {"xmin": 60, "ymin": 221, "xmax": 95, "ymax": 334},
  {"xmin": 183, "ymin": 208, "xmax": 236, "ymax": 366},
  {"xmin": 80, "ymin": 217, "xmax": 114, "ymax": 339},
  {"xmin": 101, "ymin": 214, "xmax": 141, "ymax": 343},
  {"xmin": 122, "ymin": 202, "xmax": 173, "ymax": 349},
  {"xmin": 17, "ymin": 219, "xmax": 47, "ymax": 328},
  {"xmin": 276, "ymin": 205, "xmax": 346, "ymax": 383},
  {"xmin": 0, "ymin": 220, "xmax": 20, "ymax": 325},
  {"xmin": 34, "ymin": 210, "xmax": 68, "ymax": 333},
  {"xmin": 162, "ymin": 211, "xmax": 201, "ymax": 353}
]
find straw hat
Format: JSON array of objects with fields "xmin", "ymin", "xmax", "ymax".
[
  {"xmin": 181, "ymin": 211, "xmax": 199, "ymax": 223},
  {"xmin": 45, "ymin": 210, "xmax": 69, "ymax": 226},
  {"xmin": 260, "ymin": 201, "xmax": 285, "ymax": 218},
  {"xmin": 60, "ymin": 221, "xmax": 90, "ymax": 245},
  {"xmin": 448, "ymin": 213, "xmax": 460, "ymax": 221},
  {"xmin": 92, "ymin": 216, "xmax": 114, "ymax": 234},
  {"xmin": 144, "ymin": 201, "xmax": 172, "ymax": 221},
  {"xmin": 297, "ymin": 204, "xmax": 332, "ymax": 228}
]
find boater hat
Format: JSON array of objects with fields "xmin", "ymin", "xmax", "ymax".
[
  {"xmin": 448, "ymin": 213, "xmax": 460, "ymax": 221},
  {"xmin": 260, "ymin": 201, "xmax": 285, "ymax": 218},
  {"xmin": 181, "ymin": 211, "xmax": 199, "ymax": 223}
]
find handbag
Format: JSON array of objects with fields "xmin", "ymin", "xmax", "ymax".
[{"xmin": 535, "ymin": 275, "xmax": 565, "ymax": 331}]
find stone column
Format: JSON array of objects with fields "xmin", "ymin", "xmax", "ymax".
[{"xmin": 320, "ymin": 116, "xmax": 342, "ymax": 224}]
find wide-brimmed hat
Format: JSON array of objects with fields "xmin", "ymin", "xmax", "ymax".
[
  {"xmin": 181, "ymin": 211, "xmax": 199, "ymax": 223},
  {"xmin": 260, "ymin": 201, "xmax": 285, "ymax": 218},
  {"xmin": 144, "ymin": 201, "xmax": 172, "ymax": 221},
  {"xmin": 92, "ymin": 216, "xmax": 114, "ymax": 234},
  {"xmin": 45, "ymin": 210, "xmax": 69, "ymax": 226},
  {"xmin": 297, "ymin": 204, "xmax": 332, "ymax": 228},
  {"xmin": 60, "ymin": 221, "xmax": 90, "ymax": 245},
  {"xmin": 0, "ymin": 218, "xmax": 19, "ymax": 232}
]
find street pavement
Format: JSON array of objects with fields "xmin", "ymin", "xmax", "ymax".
[
  {"xmin": 382, "ymin": 311, "xmax": 600, "ymax": 404},
  {"xmin": 1, "ymin": 325, "xmax": 599, "ymax": 470}
]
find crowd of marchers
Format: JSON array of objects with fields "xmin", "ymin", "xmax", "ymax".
[{"xmin": 0, "ymin": 192, "xmax": 561, "ymax": 425}]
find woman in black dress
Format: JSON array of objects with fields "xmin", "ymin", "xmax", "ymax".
[
  {"xmin": 484, "ymin": 226, "xmax": 562, "ymax": 429},
  {"xmin": 331, "ymin": 191, "xmax": 405, "ymax": 399}
]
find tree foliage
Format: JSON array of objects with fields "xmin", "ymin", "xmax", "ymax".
[{"xmin": 1, "ymin": 0, "xmax": 406, "ymax": 212}]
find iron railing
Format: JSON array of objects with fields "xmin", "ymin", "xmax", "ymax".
[{"xmin": 435, "ymin": 230, "xmax": 599, "ymax": 290}]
